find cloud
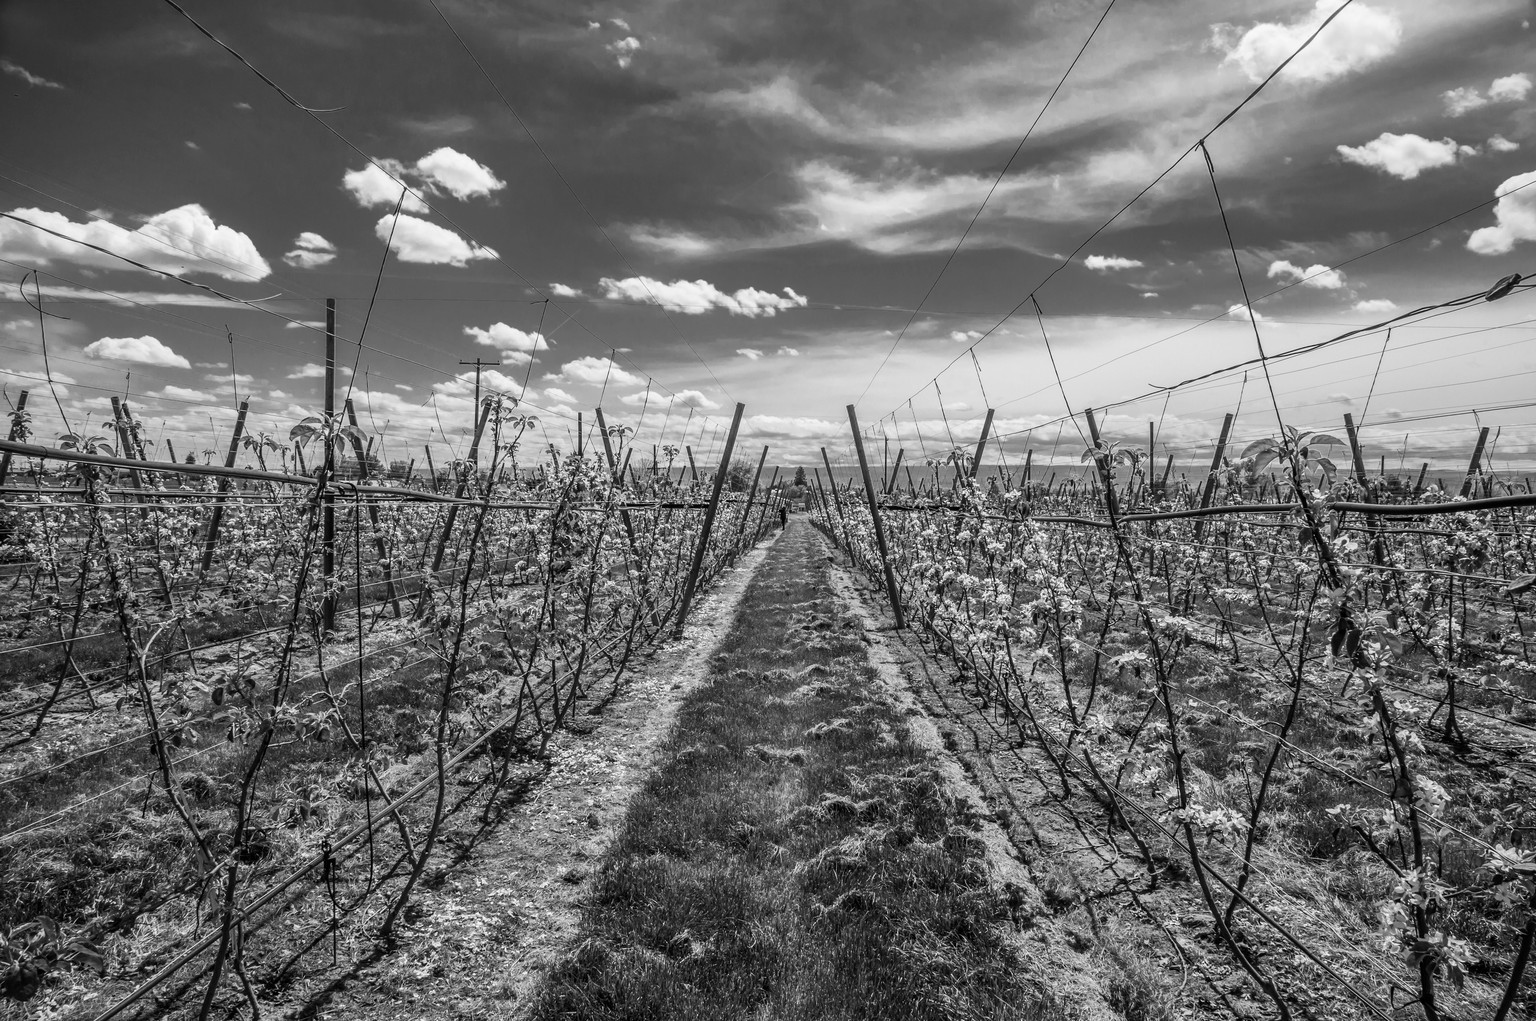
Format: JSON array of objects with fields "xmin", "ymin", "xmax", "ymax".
[
  {"xmin": 1443, "ymin": 74, "xmax": 1531, "ymax": 116},
  {"xmin": 546, "ymin": 356, "xmax": 643, "ymax": 387},
  {"xmin": 282, "ymin": 231, "xmax": 337, "ymax": 269},
  {"xmin": 607, "ymin": 36, "xmax": 641, "ymax": 69},
  {"xmin": 156, "ymin": 385, "xmax": 214, "ymax": 402},
  {"xmin": 1489, "ymin": 73, "xmax": 1532, "ymax": 104},
  {"xmin": 1352, "ymin": 298, "xmax": 1398, "ymax": 314},
  {"xmin": 462, "ymin": 322, "xmax": 551, "ymax": 365},
  {"xmin": 284, "ymin": 319, "xmax": 327, "ymax": 330},
  {"xmin": 1141, "ymin": 291, "xmax": 1159, "ymax": 299},
  {"xmin": 83, "ymin": 335, "xmax": 191, "ymax": 368},
  {"xmin": 377, "ymin": 214, "xmax": 498, "ymax": 265},
  {"xmin": 625, "ymin": 225, "xmax": 717, "ymax": 257},
  {"xmin": 622, "ymin": 388, "xmax": 720, "ymax": 411},
  {"xmin": 287, "ymin": 363, "xmax": 328, "ymax": 379},
  {"xmin": 0, "ymin": 204, "xmax": 271, "ymax": 281},
  {"xmin": 948, "ymin": 330, "xmax": 982, "ymax": 343},
  {"xmin": 1227, "ymin": 304, "xmax": 1270, "ymax": 324},
  {"xmin": 1083, "ymin": 254, "xmax": 1143, "ymax": 271},
  {"xmin": 1266, "ymin": 259, "xmax": 1346, "ymax": 289},
  {"xmin": 1489, "ymin": 135, "xmax": 1521, "ymax": 154},
  {"xmin": 393, "ymin": 383, "xmax": 412, "ymax": 391},
  {"xmin": 737, "ymin": 348, "xmax": 765, "ymax": 360},
  {"xmin": 776, "ymin": 346, "xmax": 800, "ymax": 357},
  {"xmin": 413, "ymin": 147, "xmax": 505, "ymax": 200},
  {"xmin": 587, "ymin": 20, "xmax": 600, "ymax": 30},
  {"xmin": 1335, "ymin": 133, "xmax": 1470, "ymax": 180},
  {"xmin": 599, "ymin": 276, "xmax": 808, "ymax": 317},
  {"xmin": 343, "ymin": 160, "xmax": 429, "ymax": 213},
  {"xmin": 543, "ymin": 386, "xmax": 577, "ymax": 404},
  {"xmin": 0, "ymin": 60, "xmax": 64, "ymax": 89},
  {"xmin": 234, "ymin": 101, "xmax": 252, "ymax": 111},
  {"xmin": 1212, "ymin": 1, "xmax": 1401, "ymax": 85},
  {"xmin": 549, "ymin": 282, "xmax": 583, "ymax": 297},
  {"xmin": 670, "ymin": 389, "xmax": 720, "ymax": 411},
  {"xmin": 1443, "ymin": 87, "xmax": 1487, "ymax": 117},
  {"xmin": 1466, "ymin": 170, "xmax": 1536, "ymax": 255},
  {"xmin": 610, "ymin": 18, "xmax": 631, "ymax": 31}
]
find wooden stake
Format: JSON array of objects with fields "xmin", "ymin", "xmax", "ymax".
[
  {"xmin": 1460, "ymin": 427, "xmax": 1491, "ymax": 498},
  {"xmin": 847, "ymin": 405, "xmax": 906, "ymax": 629},
  {"xmin": 970, "ymin": 408, "xmax": 994, "ymax": 481},
  {"xmin": 737, "ymin": 445, "xmax": 769, "ymax": 536},
  {"xmin": 674, "ymin": 403, "xmax": 745, "ymax": 636},
  {"xmin": 199, "ymin": 399, "xmax": 250, "ymax": 578}
]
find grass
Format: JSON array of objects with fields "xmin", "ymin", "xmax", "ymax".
[{"xmin": 524, "ymin": 524, "xmax": 1060, "ymax": 1021}]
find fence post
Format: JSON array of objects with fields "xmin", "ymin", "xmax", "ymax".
[
  {"xmin": 847, "ymin": 405, "xmax": 906, "ymax": 629},
  {"xmin": 685, "ymin": 444, "xmax": 699, "ymax": 482},
  {"xmin": 0, "ymin": 389, "xmax": 28, "ymax": 490},
  {"xmin": 673, "ymin": 402, "xmax": 745, "ymax": 637},
  {"xmin": 594, "ymin": 407, "xmax": 652, "ymax": 612},
  {"xmin": 1342, "ymin": 413, "xmax": 1370, "ymax": 487},
  {"xmin": 970, "ymin": 408, "xmax": 995, "ymax": 481},
  {"xmin": 1193, "ymin": 412, "xmax": 1234, "ymax": 542},
  {"xmin": 199, "ymin": 399, "xmax": 250, "ymax": 578},
  {"xmin": 418, "ymin": 401, "xmax": 494, "ymax": 618},
  {"xmin": 884, "ymin": 448, "xmax": 904, "ymax": 495},
  {"xmin": 756, "ymin": 466, "xmax": 780, "ymax": 538},
  {"xmin": 1459, "ymin": 426, "xmax": 1491, "ymax": 497},
  {"xmin": 737, "ymin": 445, "xmax": 768, "ymax": 537},
  {"xmin": 322, "ymin": 298, "xmax": 337, "ymax": 633},
  {"xmin": 344, "ymin": 398, "xmax": 402, "ymax": 617},
  {"xmin": 1082, "ymin": 408, "xmax": 1118, "ymax": 519}
]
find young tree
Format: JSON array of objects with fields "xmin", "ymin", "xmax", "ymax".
[{"xmin": 793, "ymin": 465, "xmax": 807, "ymax": 487}]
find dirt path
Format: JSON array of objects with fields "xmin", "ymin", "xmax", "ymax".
[{"xmin": 268, "ymin": 532, "xmax": 781, "ymax": 1020}]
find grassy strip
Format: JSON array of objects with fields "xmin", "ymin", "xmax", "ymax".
[{"xmin": 525, "ymin": 525, "xmax": 1061, "ymax": 1020}]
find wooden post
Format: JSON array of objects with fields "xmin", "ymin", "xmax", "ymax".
[
  {"xmin": 1082, "ymin": 408, "xmax": 1118, "ymax": 519},
  {"xmin": 594, "ymin": 407, "xmax": 651, "ymax": 612},
  {"xmin": 457, "ymin": 357, "xmax": 501, "ymax": 466},
  {"xmin": 737, "ymin": 445, "xmax": 768, "ymax": 536},
  {"xmin": 756, "ymin": 467, "xmax": 780, "ymax": 536},
  {"xmin": 344, "ymin": 398, "xmax": 402, "ymax": 617},
  {"xmin": 847, "ymin": 405, "xmax": 905, "ymax": 629},
  {"xmin": 1414, "ymin": 462, "xmax": 1429, "ymax": 497},
  {"xmin": 820, "ymin": 448, "xmax": 845, "ymax": 520},
  {"xmin": 685, "ymin": 444, "xmax": 699, "ymax": 482},
  {"xmin": 322, "ymin": 298, "xmax": 338, "ymax": 633},
  {"xmin": 199, "ymin": 399, "xmax": 250, "ymax": 578},
  {"xmin": 1193, "ymin": 412, "xmax": 1234, "ymax": 541},
  {"xmin": 1159, "ymin": 454, "xmax": 1174, "ymax": 500},
  {"xmin": 577, "ymin": 410, "xmax": 584, "ymax": 460},
  {"xmin": 884, "ymin": 448, "xmax": 905, "ymax": 495},
  {"xmin": 0, "ymin": 389, "xmax": 28, "ymax": 489},
  {"xmin": 424, "ymin": 445, "xmax": 440, "ymax": 494},
  {"xmin": 970, "ymin": 408, "xmax": 994, "ymax": 481},
  {"xmin": 812, "ymin": 467, "xmax": 832, "ymax": 532},
  {"xmin": 1342, "ymin": 413, "xmax": 1370, "ymax": 487},
  {"xmin": 1460, "ymin": 427, "xmax": 1491, "ymax": 497},
  {"xmin": 165, "ymin": 439, "xmax": 178, "ymax": 465},
  {"xmin": 674, "ymin": 402, "xmax": 745, "ymax": 636}
]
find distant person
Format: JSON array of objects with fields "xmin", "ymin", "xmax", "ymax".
[{"xmin": 779, "ymin": 504, "xmax": 788, "ymax": 528}]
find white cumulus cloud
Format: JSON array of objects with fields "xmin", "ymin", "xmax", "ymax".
[
  {"xmin": 1336, "ymin": 133, "xmax": 1469, "ymax": 180},
  {"xmin": 0, "ymin": 204, "xmax": 271, "ymax": 281},
  {"xmin": 949, "ymin": 330, "xmax": 982, "ymax": 343},
  {"xmin": 462, "ymin": 322, "xmax": 551, "ymax": 366},
  {"xmin": 157, "ymin": 385, "xmax": 214, "ymax": 403},
  {"xmin": 1266, "ymin": 259, "xmax": 1346, "ymax": 289},
  {"xmin": 737, "ymin": 348, "xmax": 765, "ymax": 360},
  {"xmin": 1084, "ymin": 254, "xmax": 1143, "ymax": 271},
  {"xmin": 1489, "ymin": 135, "xmax": 1521, "ymax": 154},
  {"xmin": 377, "ymin": 214, "xmax": 497, "ymax": 266},
  {"xmin": 1213, "ymin": 1, "xmax": 1401, "ymax": 85},
  {"xmin": 607, "ymin": 36, "xmax": 641, "ymax": 69},
  {"xmin": 1443, "ymin": 87, "xmax": 1488, "ymax": 117},
  {"xmin": 84, "ymin": 335, "xmax": 190, "ymax": 368},
  {"xmin": 287, "ymin": 363, "xmax": 328, "ymax": 379},
  {"xmin": 343, "ymin": 161, "xmax": 429, "ymax": 213},
  {"xmin": 1489, "ymin": 73, "xmax": 1532, "ymax": 104},
  {"xmin": 776, "ymin": 346, "xmax": 800, "ymax": 357},
  {"xmin": 546, "ymin": 356, "xmax": 643, "ymax": 387},
  {"xmin": 599, "ymin": 276, "xmax": 808, "ymax": 317},
  {"xmin": 549, "ymin": 282, "xmax": 583, "ymax": 298},
  {"xmin": 1467, "ymin": 170, "xmax": 1536, "ymax": 255},
  {"xmin": 414, "ymin": 147, "xmax": 505, "ymax": 200},
  {"xmin": 283, "ymin": 231, "xmax": 337, "ymax": 269},
  {"xmin": 1352, "ymin": 299, "xmax": 1398, "ymax": 314}
]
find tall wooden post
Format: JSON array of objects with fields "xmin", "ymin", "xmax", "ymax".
[
  {"xmin": 674, "ymin": 402, "xmax": 745, "ymax": 636},
  {"xmin": 1193, "ymin": 412, "xmax": 1234, "ymax": 542},
  {"xmin": 420, "ymin": 401, "xmax": 494, "ymax": 619},
  {"xmin": 1459, "ymin": 427, "xmax": 1491, "ymax": 497},
  {"xmin": 1342, "ymin": 413, "xmax": 1370, "ymax": 487},
  {"xmin": 970, "ymin": 408, "xmax": 995, "ymax": 481},
  {"xmin": 458, "ymin": 356, "xmax": 501, "ymax": 466},
  {"xmin": 756, "ymin": 467, "xmax": 780, "ymax": 536},
  {"xmin": 322, "ymin": 298, "xmax": 338, "ymax": 633},
  {"xmin": 0, "ymin": 390, "xmax": 28, "ymax": 490},
  {"xmin": 737, "ymin": 445, "xmax": 768, "ymax": 536},
  {"xmin": 847, "ymin": 405, "xmax": 906, "ymax": 629},
  {"xmin": 685, "ymin": 444, "xmax": 699, "ymax": 482},
  {"xmin": 1082, "ymin": 408, "xmax": 1118, "ymax": 519},
  {"xmin": 199, "ymin": 398, "xmax": 251, "ymax": 578},
  {"xmin": 884, "ymin": 448, "xmax": 904, "ymax": 495}
]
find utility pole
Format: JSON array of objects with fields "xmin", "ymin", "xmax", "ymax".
[{"xmin": 458, "ymin": 357, "xmax": 502, "ymax": 465}]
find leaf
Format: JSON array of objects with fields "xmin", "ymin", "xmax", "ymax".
[
  {"xmin": 1240, "ymin": 438, "xmax": 1278, "ymax": 458},
  {"xmin": 1315, "ymin": 457, "xmax": 1337, "ymax": 474},
  {"xmin": 1502, "ymin": 574, "xmax": 1536, "ymax": 596},
  {"xmin": 1252, "ymin": 450, "xmax": 1278, "ymax": 474},
  {"xmin": 1080, "ymin": 448, "xmax": 1096, "ymax": 463},
  {"xmin": 1309, "ymin": 433, "xmax": 1345, "ymax": 447}
]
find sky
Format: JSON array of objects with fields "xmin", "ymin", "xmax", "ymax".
[{"xmin": 1, "ymin": 0, "xmax": 1535, "ymax": 473}]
